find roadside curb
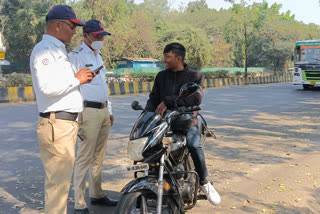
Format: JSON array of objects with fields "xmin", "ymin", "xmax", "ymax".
[{"xmin": 0, "ymin": 74, "xmax": 293, "ymax": 103}]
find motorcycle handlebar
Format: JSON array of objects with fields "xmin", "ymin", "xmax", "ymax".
[
  {"xmin": 165, "ymin": 105, "xmax": 201, "ymax": 123},
  {"xmin": 177, "ymin": 105, "xmax": 201, "ymax": 113}
]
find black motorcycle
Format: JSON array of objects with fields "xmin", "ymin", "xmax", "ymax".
[{"xmin": 114, "ymin": 83, "xmax": 215, "ymax": 214}]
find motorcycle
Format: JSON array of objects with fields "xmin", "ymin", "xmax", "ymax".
[{"xmin": 114, "ymin": 82, "xmax": 216, "ymax": 214}]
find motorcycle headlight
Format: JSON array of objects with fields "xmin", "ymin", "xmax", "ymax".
[{"xmin": 127, "ymin": 137, "xmax": 148, "ymax": 161}]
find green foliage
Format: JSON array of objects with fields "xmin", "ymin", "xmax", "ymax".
[
  {"xmin": 162, "ymin": 25, "xmax": 211, "ymax": 70},
  {"xmin": 211, "ymin": 36, "xmax": 233, "ymax": 67},
  {"xmin": 130, "ymin": 72, "xmax": 157, "ymax": 82},
  {"xmin": 234, "ymin": 71, "xmax": 243, "ymax": 77},
  {"xmin": 106, "ymin": 72, "xmax": 122, "ymax": 79},
  {"xmin": 168, "ymin": 2, "xmax": 231, "ymax": 39},
  {"xmin": 224, "ymin": 2, "xmax": 264, "ymax": 76},
  {"xmin": 186, "ymin": 0, "xmax": 208, "ymax": 13},
  {"xmin": 201, "ymin": 71, "xmax": 215, "ymax": 79},
  {"xmin": 0, "ymin": 73, "xmax": 32, "ymax": 87},
  {"xmin": 202, "ymin": 70, "xmax": 229, "ymax": 79},
  {"xmin": 1, "ymin": 0, "xmax": 49, "ymax": 68},
  {"xmin": 214, "ymin": 70, "xmax": 229, "ymax": 78}
]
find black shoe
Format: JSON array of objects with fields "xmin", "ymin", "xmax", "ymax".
[
  {"xmin": 74, "ymin": 208, "xmax": 89, "ymax": 214},
  {"xmin": 90, "ymin": 195, "xmax": 118, "ymax": 206}
]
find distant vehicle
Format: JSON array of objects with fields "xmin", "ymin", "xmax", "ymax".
[{"xmin": 293, "ymin": 40, "xmax": 320, "ymax": 89}]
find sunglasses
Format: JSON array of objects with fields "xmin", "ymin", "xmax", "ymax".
[
  {"xmin": 90, "ymin": 34, "xmax": 104, "ymax": 39},
  {"xmin": 59, "ymin": 20, "xmax": 77, "ymax": 30}
]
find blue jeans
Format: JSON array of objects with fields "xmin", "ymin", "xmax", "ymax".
[{"xmin": 186, "ymin": 126, "xmax": 208, "ymax": 185}]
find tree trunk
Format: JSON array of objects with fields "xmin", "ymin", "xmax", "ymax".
[{"xmin": 244, "ymin": 25, "xmax": 248, "ymax": 83}]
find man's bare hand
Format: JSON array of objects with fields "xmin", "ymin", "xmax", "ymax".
[
  {"xmin": 155, "ymin": 101, "xmax": 167, "ymax": 118},
  {"xmin": 75, "ymin": 68, "xmax": 96, "ymax": 84}
]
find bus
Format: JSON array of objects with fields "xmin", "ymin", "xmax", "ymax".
[{"xmin": 293, "ymin": 40, "xmax": 320, "ymax": 89}]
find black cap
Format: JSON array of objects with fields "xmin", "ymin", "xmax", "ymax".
[
  {"xmin": 83, "ymin": 20, "xmax": 111, "ymax": 36},
  {"xmin": 46, "ymin": 5, "xmax": 84, "ymax": 26}
]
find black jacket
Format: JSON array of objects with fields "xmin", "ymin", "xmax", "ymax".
[{"xmin": 145, "ymin": 64, "xmax": 204, "ymax": 115}]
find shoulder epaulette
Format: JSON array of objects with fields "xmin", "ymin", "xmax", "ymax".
[{"xmin": 71, "ymin": 47, "xmax": 83, "ymax": 54}]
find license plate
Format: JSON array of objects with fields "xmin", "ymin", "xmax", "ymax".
[
  {"xmin": 126, "ymin": 163, "xmax": 149, "ymax": 172},
  {"xmin": 310, "ymin": 81, "xmax": 316, "ymax": 85}
]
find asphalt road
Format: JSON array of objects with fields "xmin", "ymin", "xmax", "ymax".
[{"xmin": 0, "ymin": 83, "xmax": 319, "ymax": 214}]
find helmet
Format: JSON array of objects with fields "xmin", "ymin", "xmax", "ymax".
[{"xmin": 179, "ymin": 82, "xmax": 201, "ymax": 97}]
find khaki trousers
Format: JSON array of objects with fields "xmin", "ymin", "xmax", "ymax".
[
  {"xmin": 37, "ymin": 114, "xmax": 78, "ymax": 214},
  {"xmin": 73, "ymin": 107, "xmax": 111, "ymax": 209}
]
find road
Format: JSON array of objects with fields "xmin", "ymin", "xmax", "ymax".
[{"xmin": 0, "ymin": 83, "xmax": 320, "ymax": 214}]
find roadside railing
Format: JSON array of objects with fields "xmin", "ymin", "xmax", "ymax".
[{"xmin": 0, "ymin": 74, "xmax": 293, "ymax": 103}]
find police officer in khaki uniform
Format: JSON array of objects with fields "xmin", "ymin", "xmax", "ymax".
[
  {"xmin": 68, "ymin": 20, "xmax": 117, "ymax": 214},
  {"xmin": 30, "ymin": 5, "xmax": 96, "ymax": 214}
]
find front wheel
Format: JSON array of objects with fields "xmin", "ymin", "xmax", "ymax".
[
  {"xmin": 114, "ymin": 191, "xmax": 180, "ymax": 214},
  {"xmin": 303, "ymin": 84, "xmax": 314, "ymax": 90}
]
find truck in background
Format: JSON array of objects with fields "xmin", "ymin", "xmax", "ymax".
[{"xmin": 293, "ymin": 40, "xmax": 320, "ymax": 89}]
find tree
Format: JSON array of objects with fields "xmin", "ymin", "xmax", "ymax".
[
  {"xmin": 69, "ymin": 0, "xmax": 134, "ymax": 68},
  {"xmin": 224, "ymin": 2, "xmax": 263, "ymax": 77},
  {"xmin": 186, "ymin": 0, "xmax": 208, "ymax": 13},
  {"xmin": 139, "ymin": 0, "xmax": 169, "ymax": 13},
  {"xmin": 211, "ymin": 36, "xmax": 233, "ymax": 67},
  {"xmin": 1, "ymin": 0, "xmax": 50, "ymax": 70},
  {"xmin": 106, "ymin": 11, "xmax": 157, "ymax": 62},
  {"xmin": 255, "ymin": 2, "xmax": 295, "ymax": 71},
  {"xmin": 162, "ymin": 25, "xmax": 212, "ymax": 70}
]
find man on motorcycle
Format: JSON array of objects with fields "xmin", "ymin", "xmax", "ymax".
[{"xmin": 145, "ymin": 42, "xmax": 221, "ymax": 206}]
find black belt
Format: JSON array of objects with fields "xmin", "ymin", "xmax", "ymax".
[
  {"xmin": 39, "ymin": 111, "xmax": 78, "ymax": 121},
  {"xmin": 84, "ymin": 101, "xmax": 108, "ymax": 109}
]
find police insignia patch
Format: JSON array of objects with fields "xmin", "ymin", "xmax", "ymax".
[{"xmin": 42, "ymin": 58, "xmax": 49, "ymax": 65}]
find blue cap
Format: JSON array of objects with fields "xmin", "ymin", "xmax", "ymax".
[
  {"xmin": 83, "ymin": 20, "xmax": 111, "ymax": 36},
  {"xmin": 46, "ymin": 5, "xmax": 84, "ymax": 26}
]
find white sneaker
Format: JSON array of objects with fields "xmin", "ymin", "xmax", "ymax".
[{"xmin": 200, "ymin": 182, "xmax": 221, "ymax": 206}]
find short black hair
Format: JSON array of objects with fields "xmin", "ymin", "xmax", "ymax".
[{"xmin": 163, "ymin": 42, "xmax": 186, "ymax": 62}]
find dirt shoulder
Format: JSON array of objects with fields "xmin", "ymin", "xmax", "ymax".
[{"xmin": 193, "ymin": 150, "xmax": 320, "ymax": 214}]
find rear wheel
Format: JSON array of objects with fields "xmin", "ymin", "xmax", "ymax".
[{"xmin": 114, "ymin": 191, "xmax": 179, "ymax": 214}]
